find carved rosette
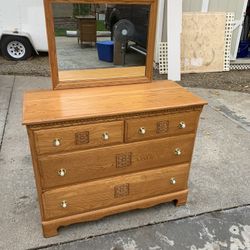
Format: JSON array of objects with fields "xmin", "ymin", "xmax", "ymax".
[
  {"xmin": 114, "ymin": 183, "xmax": 130, "ymax": 198},
  {"xmin": 156, "ymin": 120, "xmax": 169, "ymax": 134},
  {"xmin": 116, "ymin": 153, "xmax": 132, "ymax": 168},
  {"xmin": 75, "ymin": 131, "xmax": 89, "ymax": 145}
]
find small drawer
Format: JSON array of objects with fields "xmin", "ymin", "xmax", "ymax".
[
  {"xmin": 125, "ymin": 111, "xmax": 200, "ymax": 142},
  {"xmin": 39, "ymin": 134, "xmax": 195, "ymax": 189},
  {"xmin": 34, "ymin": 121, "xmax": 124, "ymax": 155},
  {"xmin": 79, "ymin": 20, "xmax": 96, "ymax": 24},
  {"xmin": 42, "ymin": 164, "xmax": 189, "ymax": 220}
]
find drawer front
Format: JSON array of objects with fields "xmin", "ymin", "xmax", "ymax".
[
  {"xmin": 39, "ymin": 134, "xmax": 195, "ymax": 189},
  {"xmin": 34, "ymin": 121, "xmax": 124, "ymax": 155},
  {"xmin": 81, "ymin": 25, "xmax": 96, "ymax": 33},
  {"xmin": 125, "ymin": 111, "xmax": 200, "ymax": 142},
  {"xmin": 79, "ymin": 20, "xmax": 96, "ymax": 25},
  {"xmin": 42, "ymin": 164, "xmax": 189, "ymax": 220}
]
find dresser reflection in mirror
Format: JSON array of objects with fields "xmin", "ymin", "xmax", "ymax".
[{"xmin": 48, "ymin": 2, "xmax": 154, "ymax": 89}]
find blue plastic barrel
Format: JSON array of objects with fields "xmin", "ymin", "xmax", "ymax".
[
  {"xmin": 237, "ymin": 40, "xmax": 250, "ymax": 58},
  {"xmin": 96, "ymin": 41, "xmax": 114, "ymax": 62}
]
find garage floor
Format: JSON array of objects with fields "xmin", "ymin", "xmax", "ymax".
[{"xmin": 0, "ymin": 75, "xmax": 249, "ymax": 249}]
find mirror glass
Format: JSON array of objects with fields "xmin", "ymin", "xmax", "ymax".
[{"xmin": 52, "ymin": 3, "xmax": 150, "ymax": 83}]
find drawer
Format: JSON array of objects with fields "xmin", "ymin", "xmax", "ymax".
[
  {"xmin": 34, "ymin": 121, "xmax": 124, "ymax": 155},
  {"xmin": 39, "ymin": 134, "xmax": 195, "ymax": 189},
  {"xmin": 42, "ymin": 164, "xmax": 189, "ymax": 220},
  {"xmin": 79, "ymin": 20, "xmax": 96, "ymax": 24},
  {"xmin": 81, "ymin": 26, "xmax": 96, "ymax": 33},
  {"xmin": 125, "ymin": 111, "xmax": 200, "ymax": 142}
]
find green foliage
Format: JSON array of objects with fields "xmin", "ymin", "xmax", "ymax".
[
  {"xmin": 73, "ymin": 4, "xmax": 91, "ymax": 16},
  {"xmin": 54, "ymin": 21, "xmax": 106, "ymax": 36},
  {"xmin": 97, "ymin": 21, "xmax": 107, "ymax": 31},
  {"xmin": 55, "ymin": 28, "xmax": 67, "ymax": 37}
]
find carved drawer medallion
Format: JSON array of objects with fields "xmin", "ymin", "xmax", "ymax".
[
  {"xmin": 114, "ymin": 183, "xmax": 130, "ymax": 198},
  {"xmin": 75, "ymin": 131, "xmax": 89, "ymax": 145},
  {"xmin": 34, "ymin": 121, "xmax": 124, "ymax": 155},
  {"xmin": 116, "ymin": 152, "xmax": 132, "ymax": 168},
  {"xmin": 156, "ymin": 120, "xmax": 169, "ymax": 134}
]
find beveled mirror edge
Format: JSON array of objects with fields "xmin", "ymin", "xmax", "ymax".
[{"xmin": 44, "ymin": 0, "xmax": 158, "ymax": 90}]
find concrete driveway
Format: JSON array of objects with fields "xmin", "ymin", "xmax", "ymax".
[
  {"xmin": 56, "ymin": 37, "xmax": 146, "ymax": 71},
  {"xmin": 0, "ymin": 75, "xmax": 249, "ymax": 249}
]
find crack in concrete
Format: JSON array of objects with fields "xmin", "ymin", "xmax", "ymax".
[
  {"xmin": 216, "ymin": 105, "xmax": 250, "ymax": 132},
  {"xmin": 29, "ymin": 204, "xmax": 250, "ymax": 250},
  {"xmin": 0, "ymin": 76, "xmax": 15, "ymax": 152}
]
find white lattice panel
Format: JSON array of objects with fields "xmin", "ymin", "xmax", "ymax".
[
  {"xmin": 159, "ymin": 42, "xmax": 168, "ymax": 74},
  {"xmin": 224, "ymin": 13, "xmax": 235, "ymax": 71},
  {"xmin": 230, "ymin": 63, "xmax": 250, "ymax": 70}
]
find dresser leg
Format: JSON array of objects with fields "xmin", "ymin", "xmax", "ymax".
[
  {"xmin": 175, "ymin": 191, "xmax": 188, "ymax": 207},
  {"xmin": 42, "ymin": 223, "xmax": 59, "ymax": 238}
]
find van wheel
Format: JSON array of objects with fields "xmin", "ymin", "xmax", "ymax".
[{"xmin": 0, "ymin": 36, "xmax": 33, "ymax": 60}]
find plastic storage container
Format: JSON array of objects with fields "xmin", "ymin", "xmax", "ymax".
[{"xmin": 96, "ymin": 41, "xmax": 114, "ymax": 62}]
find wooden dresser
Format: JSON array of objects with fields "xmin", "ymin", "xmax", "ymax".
[
  {"xmin": 75, "ymin": 15, "xmax": 97, "ymax": 45},
  {"xmin": 23, "ymin": 80, "xmax": 206, "ymax": 237}
]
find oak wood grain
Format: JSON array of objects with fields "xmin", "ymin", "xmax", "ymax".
[
  {"xmin": 39, "ymin": 134, "xmax": 195, "ymax": 189},
  {"xmin": 42, "ymin": 189, "xmax": 188, "ymax": 237},
  {"xmin": 23, "ymin": 79, "xmax": 206, "ymax": 237},
  {"xmin": 44, "ymin": 0, "xmax": 157, "ymax": 89},
  {"xmin": 27, "ymin": 129, "xmax": 46, "ymax": 220},
  {"xmin": 42, "ymin": 164, "xmax": 189, "ymax": 220},
  {"xmin": 23, "ymin": 81, "xmax": 207, "ymax": 125},
  {"xmin": 57, "ymin": 76, "xmax": 151, "ymax": 89},
  {"xmin": 58, "ymin": 66, "xmax": 146, "ymax": 82},
  {"xmin": 34, "ymin": 121, "xmax": 124, "ymax": 155},
  {"xmin": 125, "ymin": 110, "xmax": 200, "ymax": 142}
]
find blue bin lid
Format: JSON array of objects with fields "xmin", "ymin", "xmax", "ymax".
[{"xmin": 96, "ymin": 41, "xmax": 114, "ymax": 46}]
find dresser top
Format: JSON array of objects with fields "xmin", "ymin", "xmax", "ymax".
[{"xmin": 23, "ymin": 80, "xmax": 207, "ymax": 125}]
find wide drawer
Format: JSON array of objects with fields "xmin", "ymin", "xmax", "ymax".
[
  {"xmin": 39, "ymin": 134, "xmax": 195, "ymax": 189},
  {"xmin": 125, "ymin": 111, "xmax": 200, "ymax": 142},
  {"xmin": 42, "ymin": 164, "xmax": 189, "ymax": 220},
  {"xmin": 34, "ymin": 121, "xmax": 124, "ymax": 155}
]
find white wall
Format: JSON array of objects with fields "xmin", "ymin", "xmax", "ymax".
[
  {"xmin": 167, "ymin": 0, "xmax": 182, "ymax": 81},
  {"xmin": 183, "ymin": 0, "xmax": 202, "ymax": 12}
]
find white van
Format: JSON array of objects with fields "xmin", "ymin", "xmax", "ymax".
[{"xmin": 0, "ymin": 0, "xmax": 48, "ymax": 60}]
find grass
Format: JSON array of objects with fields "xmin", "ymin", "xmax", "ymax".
[
  {"xmin": 55, "ymin": 28, "xmax": 67, "ymax": 37},
  {"xmin": 55, "ymin": 21, "xmax": 107, "ymax": 37},
  {"xmin": 97, "ymin": 20, "xmax": 107, "ymax": 31}
]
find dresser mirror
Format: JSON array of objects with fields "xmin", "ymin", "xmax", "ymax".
[{"xmin": 44, "ymin": 0, "xmax": 157, "ymax": 89}]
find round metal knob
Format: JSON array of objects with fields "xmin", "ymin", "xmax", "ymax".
[
  {"xmin": 58, "ymin": 168, "xmax": 66, "ymax": 177},
  {"xmin": 102, "ymin": 132, "xmax": 109, "ymax": 141},
  {"xmin": 53, "ymin": 138, "xmax": 61, "ymax": 147},
  {"xmin": 175, "ymin": 148, "xmax": 182, "ymax": 156},
  {"xmin": 179, "ymin": 121, "xmax": 186, "ymax": 129},
  {"xmin": 170, "ymin": 178, "xmax": 176, "ymax": 185},
  {"xmin": 138, "ymin": 127, "xmax": 146, "ymax": 135},
  {"xmin": 61, "ymin": 200, "xmax": 67, "ymax": 208}
]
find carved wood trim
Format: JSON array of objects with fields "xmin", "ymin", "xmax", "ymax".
[
  {"xmin": 28, "ymin": 106, "xmax": 203, "ymax": 130},
  {"xmin": 156, "ymin": 120, "xmax": 169, "ymax": 134},
  {"xmin": 114, "ymin": 184, "xmax": 130, "ymax": 198},
  {"xmin": 116, "ymin": 153, "xmax": 132, "ymax": 168},
  {"xmin": 75, "ymin": 131, "xmax": 89, "ymax": 145}
]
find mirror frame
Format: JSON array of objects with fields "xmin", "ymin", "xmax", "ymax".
[{"xmin": 44, "ymin": 0, "xmax": 158, "ymax": 90}]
